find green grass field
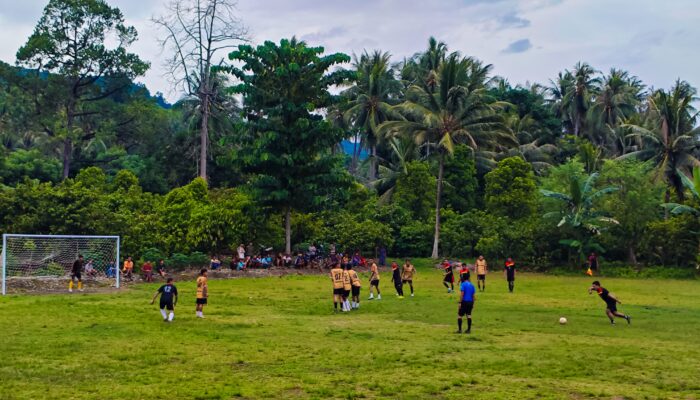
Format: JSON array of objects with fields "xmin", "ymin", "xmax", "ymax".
[{"xmin": 1, "ymin": 259, "xmax": 699, "ymax": 399}]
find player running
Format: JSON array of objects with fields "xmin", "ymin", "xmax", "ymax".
[
  {"xmin": 330, "ymin": 263, "xmax": 345, "ymax": 312},
  {"xmin": 504, "ymin": 258, "xmax": 516, "ymax": 293},
  {"xmin": 475, "ymin": 255, "xmax": 488, "ymax": 292},
  {"xmin": 368, "ymin": 260, "xmax": 381, "ymax": 300},
  {"xmin": 195, "ymin": 269, "xmax": 208, "ymax": 318},
  {"xmin": 391, "ymin": 261, "xmax": 404, "ymax": 298},
  {"xmin": 457, "ymin": 273, "xmax": 476, "ymax": 334},
  {"xmin": 69, "ymin": 254, "xmax": 84, "ymax": 292},
  {"xmin": 588, "ymin": 281, "xmax": 631, "ymax": 325},
  {"xmin": 348, "ymin": 264, "xmax": 362, "ymax": 309},
  {"xmin": 401, "ymin": 259, "xmax": 415, "ymax": 297},
  {"xmin": 151, "ymin": 277, "xmax": 178, "ymax": 322},
  {"xmin": 342, "ymin": 265, "xmax": 353, "ymax": 312},
  {"xmin": 442, "ymin": 260, "xmax": 454, "ymax": 293}
]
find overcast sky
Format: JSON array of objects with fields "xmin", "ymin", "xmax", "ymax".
[{"xmin": 1, "ymin": 0, "xmax": 698, "ymax": 103}]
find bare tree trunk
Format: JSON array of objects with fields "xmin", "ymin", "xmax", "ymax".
[
  {"xmin": 431, "ymin": 153, "xmax": 444, "ymax": 259},
  {"xmin": 628, "ymin": 244, "xmax": 638, "ymax": 266},
  {"xmin": 285, "ymin": 207, "xmax": 292, "ymax": 254},
  {"xmin": 199, "ymin": 93, "xmax": 209, "ymax": 181}
]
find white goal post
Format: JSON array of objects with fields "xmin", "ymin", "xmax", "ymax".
[{"xmin": 1, "ymin": 234, "xmax": 120, "ymax": 295}]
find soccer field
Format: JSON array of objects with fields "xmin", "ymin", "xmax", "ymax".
[{"xmin": 1, "ymin": 261, "xmax": 699, "ymax": 399}]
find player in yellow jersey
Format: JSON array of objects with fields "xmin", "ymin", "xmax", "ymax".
[
  {"xmin": 342, "ymin": 265, "xmax": 352, "ymax": 312},
  {"xmin": 330, "ymin": 262, "xmax": 345, "ymax": 312},
  {"xmin": 402, "ymin": 259, "xmax": 416, "ymax": 297},
  {"xmin": 368, "ymin": 259, "xmax": 381, "ymax": 300},
  {"xmin": 348, "ymin": 264, "xmax": 362, "ymax": 309},
  {"xmin": 195, "ymin": 268, "xmax": 208, "ymax": 318}
]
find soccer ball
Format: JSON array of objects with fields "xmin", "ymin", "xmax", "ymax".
[{"xmin": 559, "ymin": 317, "xmax": 568, "ymax": 325}]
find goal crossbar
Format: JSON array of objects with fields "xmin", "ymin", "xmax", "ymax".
[{"xmin": 1, "ymin": 234, "xmax": 121, "ymax": 295}]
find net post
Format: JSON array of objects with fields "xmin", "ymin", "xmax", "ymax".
[
  {"xmin": 2, "ymin": 234, "xmax": 7, "ymax": 295},
  {"xmin": 115, "ymin": 236, "xmax": 120, "ymax": 289}
]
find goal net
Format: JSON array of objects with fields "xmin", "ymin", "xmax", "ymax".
[{"xmin": 1, "ymin": 234, "xmax": 120, "ymax": 294}]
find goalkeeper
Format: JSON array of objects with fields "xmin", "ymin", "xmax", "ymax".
[{"xmin": 69, "ymin": 255, "xmax": 84, "ymax": 292}]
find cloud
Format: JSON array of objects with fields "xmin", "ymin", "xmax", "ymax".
[
  {"xmin": 497, "ymin": 11, "xmax": 531, "ymax": 29},
  {"xmin": 502, "ymin": 38, "xmax": 533, "ymax": 53},
  {"xmin": 301, "ymin": 26, "xmax": 347, "ymax": 43}
]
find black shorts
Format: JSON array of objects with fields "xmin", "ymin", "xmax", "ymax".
[
  {"xmin": 351, "ymin": 286, "xmax": 360, "ymax": 296},
  {"xmin": 477, "ymin": 274, "xmax": 486, "ymax": 281},
  {"xmin": 444, "ymin": 273, "xmax": 454, "ymax": 283},
  {"xmin": 402, "ymin": 279, "xmax": 412, "ymax": 284},
  {"xmin": 160, "ymin": 299, "xmax": 174, "ymax": 311},
  {"xmin": 343, "ymin": 289, "xmax": 351, "ymax": 298},
  {"xmin": 606, "ymin": 302, "xmax": 617, "ymax": 312},
  {"xmin": 333, "ymin": 288, "xmax": 344, "ymax": 295},
  {"xmin": 507, "ymin": 276, "xmax": 515, "ymax": 282},
  {"xmin": 459, "ymin": 301, "xmax": 474, "ymax": 317},
  {"xmin": 370, "ymin": 279, "xmax": 379, "ymax": 287},
  {"xmin": 71, "ymin": 272, "xmax": 82, "ymax": 281},
  {"xmin": 196, "ymin": 298, "xmax": 208, "ymax": 305}
]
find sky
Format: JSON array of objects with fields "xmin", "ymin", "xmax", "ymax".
[{"xmin": 1, "ymin": 0, "xmax": 698, "ymax": 103}]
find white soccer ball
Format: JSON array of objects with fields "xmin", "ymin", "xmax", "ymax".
[{"xmin": 559, "ymin": 317, "xmax": 568, "ymax": 325}]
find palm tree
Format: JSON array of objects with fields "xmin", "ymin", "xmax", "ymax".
[
  {"xmin": 541, "ymin": 172, "xmax": 619, "ymax": 266},
  {"xmin": 547, "ymin": 71, "xmax": 575, "ymax": 134},
  {"xmin": 622, "ymin": 80, "xmax": 700, "ymax": 201},
  {"xmin": 380, "ymin": 53, "xmax": 513, "ymax": 258},
  {"xmin": 562, "ymin": 62, "xmax": 600, "ymax": 138},
  {"xmin": 663, "ymin": 167, "xmax": 700, "ymax": 215},
  {"xmin": 373, "ymin": 135, "xmax": 422, "ymax": 204},
  {"xmin": 589, "ymin": 69, "xmax": 644, "ymax": 147},
  {"xmin": 343, "ymin": 50, "xmax": 402, "ymax": 180}
]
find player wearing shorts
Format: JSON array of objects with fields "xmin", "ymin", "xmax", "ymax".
[
  {"xmin": 368, "ymin": 260, "xmax": 381, "ymax": 300},
  {"xmin": 457, "ymin": 273, "xmax": 476, "ymax": 334},
  {"xmin": 330, "ymin": 263, "xmax": 345, "ymax": 312},
  {"xmin": 588, "ymin": 281, "xmax": 631, "ymax": 325},
  {"xmin": 401, "ymin": 259, "xmax": 415, "ymax": 297},
  {"xmin": 151, "ymin": 277, "xmax": 178, "ymax": 322},
  {"xmin": 342, "ymin": 265, "xmax": 353, "ymax": 312},
  {"xmin": 475, "ymin": 255, "xmax": 487, "ymax": 292},
  {"xmin": 69, "ymin": 255, "xmax": 84, "ymax": 292},
  {"xmin": 195, "ymin": 269, "xmax": 208, "ymax": 318},
  {"xmin": 442, "ymin": 260, "xmax": 454, "ymax": 293},
  {"xmin": 348, "ymin": 265, "xmax": 362, "ymax": 309},
  {"xmin": 504, "ymin": 258, "xmax": 516, "ymax": 293},
  {"xmin": 391, "ymin": 261, "xmax": 404, "ymax": 298},
  {"xmin": 458, "ymin": 263, "xmax": 471, "ymax": 282}
]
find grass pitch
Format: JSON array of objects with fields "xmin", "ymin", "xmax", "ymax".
[{"xmin": 1, "ymin": 259, "xmax": 699, "ymax": 399}]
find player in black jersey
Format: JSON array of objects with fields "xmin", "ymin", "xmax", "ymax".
[
  {"xmin": 588, "ymin": 281, "xmax": 631, "ymax": 325},
  {"xmin": 151, "ymin": 278, "xmax": 179, "ymax": 322}
]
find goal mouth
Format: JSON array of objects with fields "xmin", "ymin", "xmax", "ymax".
[{"xmin": 2, "ymin": 234, "xmax": 121, "ymax": 295}]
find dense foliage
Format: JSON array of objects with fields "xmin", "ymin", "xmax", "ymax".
[{"xmin": 1, "ymin": 0, "xmax": 699, "ymax": 272}]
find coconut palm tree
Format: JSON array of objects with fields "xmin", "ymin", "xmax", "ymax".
[
  {"xmin": 622, "ymin": 80, "xmax": 700, "ymax": 201},
  {"xmin": 379, "ymin": 53, "xmax": 513, "ymax": 258},
  {"xmin": 372, "ymin": 135, "xmax": 422, "ymax": 204},
  {"xmin": 589, "ymin": 69, "xmax": 644, "ymax": 147},
  {"xmin": 343, "ymin": 50, "xmax": 402, "ymax": 180},
  {"xmin": 562, "ymin": 62, "xmax": 600, "ymax": 138},
  {"xmin": 663, "ymin": 167, "xmax": 700, "ymax": 215},
  {"xmin": 547, "ymin": 71, "xmax": 575, "ymax": 134}
]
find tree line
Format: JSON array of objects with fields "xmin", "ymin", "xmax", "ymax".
[{"xmin": 1, "ymin": 0, "xmax": 699, "ymax": 270}]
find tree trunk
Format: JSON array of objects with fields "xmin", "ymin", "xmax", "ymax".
[
  {"xmin": 369, "ymin": 144, "xmax": 377, "ymax": 181},
  {"xmin": 350, "ymin": 136, "xmax": 359, "ymax": 175},
  {"xmin": 431, "ymin": 153, "xmax": 444, "ymax": 259},
  {"xmin": 284, "ymin": 208, "xmax": 292, "ymax": 255},
  {"xmin": 62, "ymin": 104, "xmax": 75, "ymax": 180},
  {"xmin": 199, "ymin": 93, "xmax": 210, "ymax": 181},
  {"xmin": 628, "ymin": 244, "xmax": 638, "ymax": 266}
]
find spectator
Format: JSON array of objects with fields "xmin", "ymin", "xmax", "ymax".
[
  {"xmin": 210, "ymin": 256, "xmax": 221, "ymax": 270},
  {"xmin": 142, "ymin": 261, "xmax": 154, "ymax": 282},
  {"xmin": 246, "ymin": 242, "xmax": 254, "ymax": 258},
  {"xmin": 329, "ymin": 242, "xmax": 336, "ymax": 256},
  {"xmin": 84, "ymin": 259, "xmax": 98, "ymax": 278},
  {"xmin": 379, "ymin": 246, "xmax": 387, "ymax": 267},
  {"xmin": 105, "ymin": 261, "xmax": 116, "ymax": 278},
  {"xmin": 123, "ymin": 257, "xmax": 134, "ymax": 281},
  {"xmin": 308, "ymin": 243, "xmax": 317, "ymax": 260},
  {"xmin": 237, "ymin": 244, "xmax": 246, "ymax": 261},
  {"xmin": 351, "ymin": 251, "xmax": 361, "ymax": 267},
  {"xmin": 294, "ymin": 252, "xmax": 306, "ymax": 269},
  {"xmin": 274, "ymin": 253, "xmax": 284, "ymax": 268},
  {"xmin": 261, "ymin": 255, "xmax": 272, "ymax": 268},
  {"xmin": 237, "ymin": 258, "xmax": 246, "ymax": 271},
  {"xmin": 156, "ymin": 259, "xmax": 167, "ymax": 278},
  {"xmin": 283, "ymin": 253, "xmax": 292, "ymax": 267}
]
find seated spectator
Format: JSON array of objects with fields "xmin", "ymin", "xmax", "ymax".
[
  {"xmin": 261, "ymin": 255, "xmax": 272, "ymax": 268},
  {"xmin": 294, "ymin": 253, "xmax": 306, "ymax": 269},
  {"xmin": 156, "ymin": 259, "xmax": 167, "ymax": 278},
  {"xmin": 105, "ymin": 262, "xmax": 116, "ymax": 278},
  {"xmin": 210, "ymin": 256, "xmax": 221, "ymax": 270},
  {"xmin": 274, "ymin": 253, "xmax": 284, "ymax": 268},
  {"xmin": 123, "ymin": 257, "xmax": 134, "ymax": 281},
  {"xmin": 229, "ymin": 256, "xmax": 237, "ymax": 270},
  {"xmin": 237, "ymin": 258, "xmax": 246, "ymax": 271},
  {"xmin": 85, "ymin": 259, "xmax": 98, "ymax": 277},
  {"xmin": 308, "ymin": 243, "xmax": 317, "ymax": 260},
  {"xmin": 351, "ymin": 252, "xmax": 361, "ymax": 267},
  {"xmin": 237, "ymin": 244, "xmax": 246, "ymax": 261},
  {"xmin": 142, "ymin": 261, "xmax": 153, "ymax": 282},
  {"xmin": 283, "ymin": 253, "xmax": 292, "ymax": 267}
]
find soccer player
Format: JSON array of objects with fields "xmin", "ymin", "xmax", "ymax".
[
  {"xmin": 195, "ymin": 269, "xmax": 208, "ymax": 318},
  {"xmin": 402, "ymin": 259, "xmax": 416, "ymax": 297},
  {"xmin": 475, "ymin": 255, "xmax": 488, "ymax": 292},
  {"xmin": 457, "ymin": 273, "xmax": 476, "ymax": 334},
  {"xmin": 342, "ymin": 265, "xmax": 353, "ymax": 312},
  {"xmin": 504, "ymin": 258, "xmax": 516, "ymax": 293},
  {"xmin": 330, "ymin": 262, "xmax": 345, "ymax": 312},
  {"xmin": 348, "ymin": 264, "xmax": 362, "ymax": 309},
  {"xmin": 459, "ymin": 263, "xmax": 471, "ymax": 282},
  {"xmin": 69, "ymin": 254, "xmax": 84, "ymax": 292},
  {"xmin": 151, "ymin": 277, "xmax": 178, "ymax": 322},
  {"xmin": 368, "ymin": 259, "xmax": 381, "ymax": 300},
  {"xmin": 588, "ymin": 281, "xmax": 631, "ymax": 325},
  {"xmin": 391, "ymin": 261, "xmax": 404, "ymax": 298},
  {"xmin": 442, "ymin": 260, "xmax": 454, "ymax": 293}
]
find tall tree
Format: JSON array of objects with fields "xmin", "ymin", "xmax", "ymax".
[
  {"xmin": 380, "ymin": 53, "xmax": 513, "ymax": 258},
  {"xmin": 225, "ymin": 38, "xmax": 353, "ymax": 253},
  {"xmin": 562, "ymin": 62, "xmax": 600, "ymax": 138},
  {"xmin": 16, "ymin": 0, "xmax": 149, "ymax": 179},
  {"xmin": 153, "ymin": 0, "xmax": 247, "ymax": 181},
  {"xmin": 589, "ymin": 69, "xmax": 644, "ymax": 150}
]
